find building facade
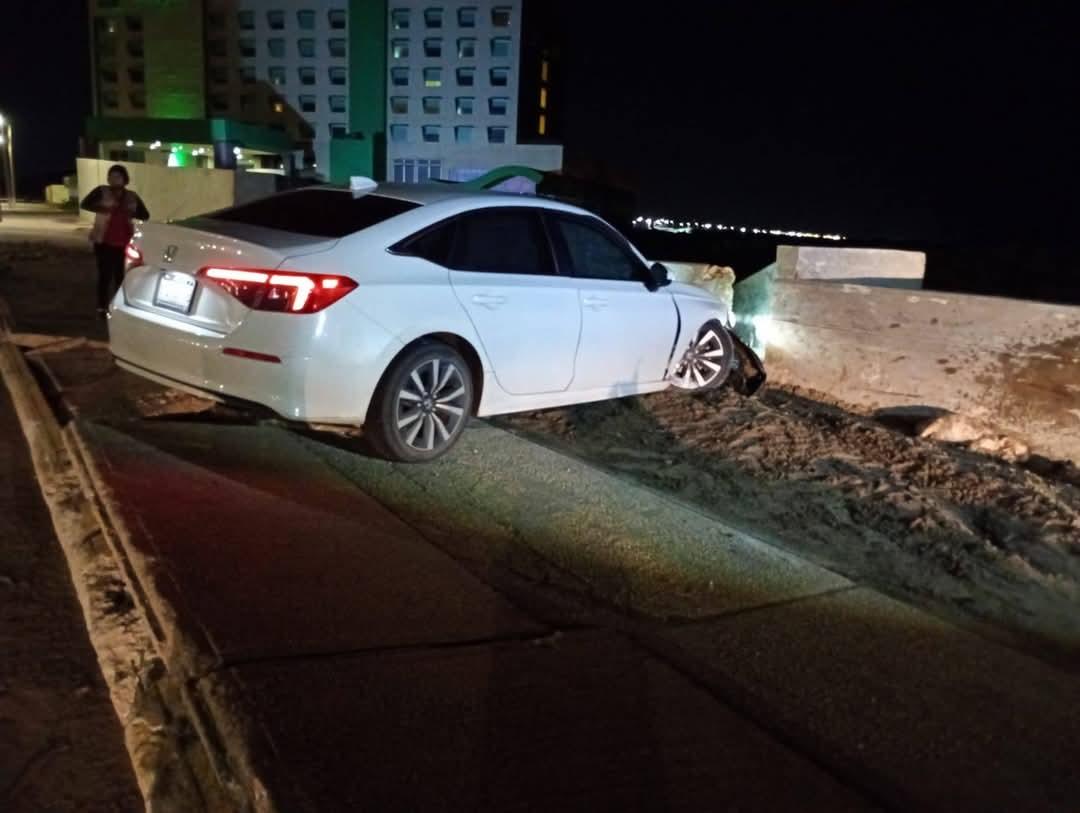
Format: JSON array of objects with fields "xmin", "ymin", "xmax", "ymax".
[
  {"xmin": 85, "ymin": 0, "xmax": 559, "ymax": 183},
  {"xmin": 383, "ymin": 0, "xmax": 561, "ymax": 182}
]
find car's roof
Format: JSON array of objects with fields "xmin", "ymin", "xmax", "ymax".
[{"xmin": 313, "ymin": 182, "xmax": 593, "ymax": 217}]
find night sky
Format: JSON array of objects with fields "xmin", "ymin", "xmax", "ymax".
[{"xmin": 2, "ymin": 2, "xmax": 1077, "ymax": 247}]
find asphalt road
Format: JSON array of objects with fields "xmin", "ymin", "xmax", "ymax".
[{"xmin": 3, "ymin": 237, "xmax": 1080, "ymax": 811}]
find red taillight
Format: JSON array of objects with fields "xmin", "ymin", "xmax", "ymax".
[
  {"xmin": 196, "ymin": 267, "xmax": 358, "ymax": 314},
  {"xmin": 125, "ymin": 241, "xmax": 143, "ymax": 268}
]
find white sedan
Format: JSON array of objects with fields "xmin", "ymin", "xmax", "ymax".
[{"xmin": 109, "ymin": 183, "xmax": 764, "ymax": 461}]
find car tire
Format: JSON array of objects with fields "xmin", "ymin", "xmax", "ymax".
[
  {"xmin": 365, "ymin": 341, "xmax": 475, "ymax": 463},
  {"xmin": 669, "ymin": 320, "xmax": 736, "ymax": 392}
]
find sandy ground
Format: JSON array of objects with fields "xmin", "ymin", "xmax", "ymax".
[{"xmin": 500, "ymin": 386, "xmax": 1080, "ymax": 659}]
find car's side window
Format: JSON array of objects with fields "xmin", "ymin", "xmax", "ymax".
[
  {"xmin": 446, "ymin": 209, "xmax": 554, "ymax": 275},
  {"xmin": 552, "ymin": 216, "xmax": 644, "ymax": 283},
  {"xmin": 405, "ymin": 221, "xmax": 457, "ymax": 266}
]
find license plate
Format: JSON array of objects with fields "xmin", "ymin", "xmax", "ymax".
[{"xmin": 154, "ymin": 271, "xmax": 197, "ymax": 314}]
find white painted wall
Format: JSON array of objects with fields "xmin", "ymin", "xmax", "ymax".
[{"xmin": 77, "ymin": 158, "xmax": 276, "ymax": 222}]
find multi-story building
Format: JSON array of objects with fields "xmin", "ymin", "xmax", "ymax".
[
  {"xmin": 383, "ymin": 0, "xmax": 561, "ymax": 183},
  {"xmin": 84, "ymin": 0, "xmax": 560, "ymax": 183}
]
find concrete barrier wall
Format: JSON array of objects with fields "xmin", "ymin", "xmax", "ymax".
[
  {"xmin": 776, "ymin": 245, "xmax": 926, "ymax": 287},
  {"xmin": 760, "ymin": 280, "xmax": 1080, "ymax": 463},
  {"xmin": 76, "ymin": 159, "xmax": 276, "ymax": 223}
]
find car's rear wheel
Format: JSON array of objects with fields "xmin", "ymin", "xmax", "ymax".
[
  {"xmin": 366, "ymin": 342, "xmax": 474, "ymax": 462},
  {"xmin": 670, "ymin": 321, "xmax": 736, "ymax": 391}
]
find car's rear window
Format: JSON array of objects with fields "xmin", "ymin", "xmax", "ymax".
[{"xmin": 206, "ymin": 189, "xmax": 420, "ymax": 238}]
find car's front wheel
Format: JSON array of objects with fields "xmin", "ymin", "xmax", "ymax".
[
  {"xmin": 669, "ymin": 321, "xmax": 736, "ymax": 392},
  {"xmin": 366, "ymin": 342, "xmax": 474, "ymax": 462}
]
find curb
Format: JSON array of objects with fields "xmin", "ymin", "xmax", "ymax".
[{"xmin": 0, "ymin": 319, "xmax": 248, "ymax": 811}]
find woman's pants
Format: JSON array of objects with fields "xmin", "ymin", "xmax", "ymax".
[{"xmin": 94, "ymin": 243, "xmax": 126, "ymax": 311}]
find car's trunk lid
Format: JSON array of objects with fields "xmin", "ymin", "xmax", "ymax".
[{"xmin": 123, "ymin": 221, "xmax": 337, "ymax": 335}]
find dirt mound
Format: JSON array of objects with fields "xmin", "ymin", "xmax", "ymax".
[{"xmin": 501, "ymin": 386, "xmax": 1080, "ymax": 657}]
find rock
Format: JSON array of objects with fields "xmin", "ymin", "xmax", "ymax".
[{"xmin": 917, "ymin": 413, "xmax": 998, "ymax": 444}]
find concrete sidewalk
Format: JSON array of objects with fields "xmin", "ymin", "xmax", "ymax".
[{"xmin": 73, "ymin": 418, "xmax": 870, "ymax": 811}]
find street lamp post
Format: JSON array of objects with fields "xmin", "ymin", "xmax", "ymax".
[{"xmin": 0, "ymin": 112, "xmax": 14, "ymax": 207}]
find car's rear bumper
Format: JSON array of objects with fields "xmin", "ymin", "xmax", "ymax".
[{"xmin": 108, "ymin": 297, "xmax": 401, "ymax": 423}]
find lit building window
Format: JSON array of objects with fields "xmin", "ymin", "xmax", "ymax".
[
  {"xmin": 329, "ymin": 95, "xmax": 346, "ymax": 113},
  {"xmin": 424, "ymin": 67, "xmax": 442, "ymax": 87},
  {"xmin": 328, "ymin": 9, "xmax": 346, "ymax": 29},
  {"xmin": 456, "ymin": 67, "xmax": 475, "ymax": 87},
  {"xmin": 487, "ymin": 126, "xmax": 507, "ymax": 144},
  {"xmin": 424, "ymin": 8, "xmax": 443, "ymax": 28},
  {"xmin": 424, "ymin": 38, "xmax": 442, "ymax": 58},
  {"xmin": 538, "ymin": 114, "xmax": 546, "ymax": 135},
  {"xmin": 458, "ymin": 38, "xmax": 476, "ymax": 58},
  {"xmin": 391, "ymin": 8, "xmax": 410, "ymax": 29},
  {"xmin": 298, "ymin": 66, "xmax": 315, "ymax": 85},
  {"xmin": 490, "ymin": 67, "xmax": 509, "ymax": 87},
  {"xmin": 491, "ymin": 37, "xmax": 511, "ymax": 58},
  {"xmin": 271, "ymin": 98, "xmax": 285, "ymax": 114},
  {"xmin": 298, "ymin": 38, "xmax": 315, "ymax": 57},
  {"xmin": 391, "ymin": 96, "xmax": 409, "ymax": 114},
  {"xmin": 391, "ymin": 67, "xmax": 409, "ymax": 86},
  {"xmin": 456, "ymin": 97, "xmax": 474, "ymax": 115},
  {"xmin": 267, "ymin": 38, "xmax": 285, "ymax": 58},
  {"xmin": 541, "ymin": 59, "xmax": 549, "ymax": 82},
  {"xmin": 455, "ymin": 125, "xmax": 474, "ymax": 144},
  {"xmin": 492, "ymin": 6, "xmax": 511, "ymax": 27},
  {"xmin": 422, "ymin": 125, "xmax": 440, "ymax": 143},
  {"xmin": 539, "ymin": 87, "xmax": 548, "ymax": 109},
  {"xmin": 329, "ymin": 67, "xmax": 346, "ymax": 85},
  {"xmin": 489, "ymin": 97, "xmax": 509, "ymax": 115},
  {"xmin": 238, "ymin": 10, "xmax": 255, "ymax": 30},
  {"xmin": 269, "ymin": 66, "xmax": 286, "ymax": 85},
  {"xmin": 297, "ymin": 10, "xmax": 316, "ymax": 30},
  {"xmin": 422, "ymin": 96, "xmax": 441, "ymax": 114},
  {"xmin": 458, "ymin": 7, "xmax": 477, "ymax": 27},
  {"xmin": 299, "ymin": 95, "xmax": 316, "ymax": 113},
  {"xmin": 390, "ymin": 124, "xmax": 408, "ymax": 143},
  {"xmin": 392, "ymin": 39, "xmax": 409, "ymax": 59},
  {"xmin": 267, "ymin": 10, "xmax": 285, "ymax": 30},
  {"xmin": 393, "ymin": 158, "xmax": 441, "ymax": 183},
  {"xmin": 328, "ymin": 38, "xmax": 346, "ymax": 58}
]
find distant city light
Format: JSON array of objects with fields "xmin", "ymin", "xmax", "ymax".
[
  {"xmin": 634, "ymin": 214, "xmax": 845, "ymax": 241},
  {"xmin": 125, "ymin": 139, "xmax": 134, "ymax": 147}
]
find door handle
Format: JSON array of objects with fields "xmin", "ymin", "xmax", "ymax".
[
  {"xmin": 471, "ymin": 294, "xmax": 507, "ymax": 309},
  {"xmin": 582, "ymin": 296, "xmax": 609, "ymax": 310}
]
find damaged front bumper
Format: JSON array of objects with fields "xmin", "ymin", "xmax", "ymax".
[{"xmin": 729, "ymin": 331, "xmax": 767, "ymax": 396}]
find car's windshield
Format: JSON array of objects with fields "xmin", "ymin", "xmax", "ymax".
[{"xmin": 206, "ymin": 189, "xmax": 420, "ymax": 238}]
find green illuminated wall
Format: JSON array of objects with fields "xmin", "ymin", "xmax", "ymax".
[
  {"xmin": 143, "ymin": 0, "xmax": 205, "ymax": 119},
  {"xmin": 334, "ymin": 0, "xmax": 387, "ymax": 181}
]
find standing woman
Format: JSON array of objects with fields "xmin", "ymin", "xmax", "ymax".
[{"xmin": 80, "ymin": 164, "xmax": 150, "ymax": 317}]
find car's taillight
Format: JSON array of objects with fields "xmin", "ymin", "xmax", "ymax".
[
  {"xmin": 125, "ymin": 240, "xmax": 143, "ymax": 268},
  {"xmin": 196, "ymin": 267, "xmax": 358, "ymax": 314}
]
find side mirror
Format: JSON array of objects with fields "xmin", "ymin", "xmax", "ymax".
[{"xmin": 645, "ymin": 262, "xmax": 671, "ymax": 291}]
